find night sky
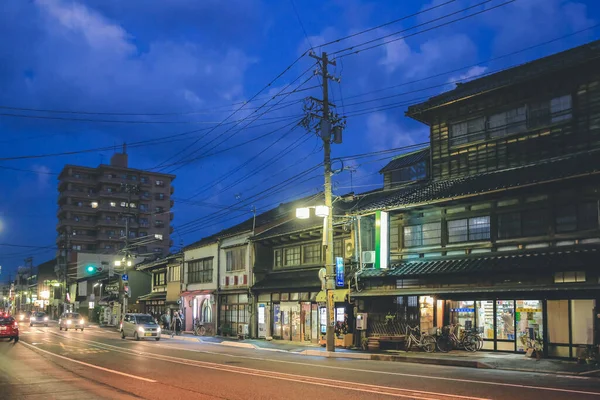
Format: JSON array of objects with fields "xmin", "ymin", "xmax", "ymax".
[{"xmin": 0, "ymin": 0, "xmax": 598, "ymax": 279}]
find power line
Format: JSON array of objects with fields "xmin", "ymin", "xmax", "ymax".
[
  {"xmin": 153, "ymin": 54, "xmax": 313, "ymax": 171},
  {"xmin": 318, "ymin": 0, "xmax": 458, "ymax": 49},
  {"xmin": 290, "ymin": 0, "xmax": 314, "ymax": 49},
  {"xmin": 334, "ymin": 0, "xmax": 516, "ymax": 58},
  {"xmin": 161, "ymin": 65, "xmax": 313, "ymax": 173}
]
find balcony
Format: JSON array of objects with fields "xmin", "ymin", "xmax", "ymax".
[
  {"xmin": 58, "ymin": 190, "xmax": 97, "ymax": 201},
  {"xmin": 59, "ymin": 175, "xmax": 93, "ymax": 185},
  {"xmin": 98, "ymin": 190, "xmax": 137, "ymax": 200},
  {"xmin": 57, "ymin": 204, "xmax": 97, "ymax": 214},
  {"xmin": 97, "ymin": 175, "xmax": 127, "ymax": 185},
  {"xmin": 57, "ymin": 219, "xmax": 96, "ymax": 230}
]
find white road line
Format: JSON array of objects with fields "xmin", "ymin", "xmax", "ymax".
[
  {"xmin": 59, "ymin": 336, "xmax": 486, "ymax": 400},
  {"xmin": 20, "ymin": 341, "xmax": 157, "ymax": 383},
  {"xmin": 78, "ymin": 334, "xmax": 600, "ymax": 397}
]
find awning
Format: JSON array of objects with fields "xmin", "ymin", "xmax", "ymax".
[
  {"xmin": 350, "ymin": 284, "xmax": 600, "ymax": 297},
  {"xmin": 137, "ymin": 292, "xmax": 166, "ymax": 302},
  {"xmin": 316, "ymin": 289, "xmax": 349, "ymax": 303},
  {"xmin": 180, "ymin": 290, "xmax": 214, "ymax": 297},
  {"xmin": 253, "ymin": 269, "xmax": 321, "ymax": 291}
]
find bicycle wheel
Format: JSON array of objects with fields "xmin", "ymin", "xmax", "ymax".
[
  {"xmin": 193, "ymin": 327, "xmax": 199, "ymax": 336},
  {"xmin": 476, "ymin": 335, "xmax": 484, "ymax": 351},
  {"xmin": 422, "ymin": 335, "xmax": 437, "ymax": 353},
  {"xmin": 463, "ymin": 334, "xmax": 479, "ymax": 352},
  {"xmin": 405, "ymin": 335, "xmax": 412, "ymax": 352},
  {"xmin": 436, "ymin": 335, "xmax": 452, "ymax": 353}
]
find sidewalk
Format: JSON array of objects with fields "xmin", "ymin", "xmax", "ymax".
[{"xmin": 95, "ymin": 326, "xmax": 600, "ymax": 378}]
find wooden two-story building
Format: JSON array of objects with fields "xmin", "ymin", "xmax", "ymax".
[{"xmin": 353, "ymin": 40, "xmax": 600, "ymax": 358}]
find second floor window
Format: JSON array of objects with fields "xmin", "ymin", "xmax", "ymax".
[
  {"xmin": 555, "ymin": 202, "xmax": 598, "ymax": 233},
  {"xmin": 303, "ymin": 243, "xmax": 321, "ymax": 264},
  {"xmin": 168, "ymin": 265, "xmax": 181, "ymax": 282},
  {"xmin": 153, "ymin": 271, "xmax": 166, "ymax": 287},
  {"xmin": 498, "ymin": 209, "xmax": 548, "ymax": 239},
  {"xmin": 448, "ymin": 216, "xmax": 490, "ymax": 243},
  {"xmin": 188, "ymin": 258, "xmax": 213, "ymax": 283},
  {"xmin": 284, "ymin": 247, "xmax": 301, "ymax": 266},
  {"xmin": 403, "ymin": 222, "xmax": 442, "ymax": 247},
  {"xmin": 391, "ymin": 161, "xmax": 427, "ymax": 184},
  {"xmin": 226, "ymin": 247, "xmax": 245, "ymax": 271}
]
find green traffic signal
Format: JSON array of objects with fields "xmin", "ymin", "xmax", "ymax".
[{"xmin": 86, "ymin": 265, "xmax": 96, "ymax": 274}]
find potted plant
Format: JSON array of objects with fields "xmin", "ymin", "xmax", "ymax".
[{"xmin": 584, "ymin": 345, "xmax": 598, "ymax": 365}]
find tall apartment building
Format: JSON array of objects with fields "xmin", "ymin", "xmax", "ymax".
[{"xmin": 56, "ymin": 148, "xmax": 175, "ymax": 262}]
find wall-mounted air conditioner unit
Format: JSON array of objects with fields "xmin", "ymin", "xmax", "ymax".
[
  {"xmin": 362, "ymin": 251, "xmax": 376, "ymax": 264},
  {"xmin": 344, "ymin": 237, "xmax": 355, "ymax": 260}
]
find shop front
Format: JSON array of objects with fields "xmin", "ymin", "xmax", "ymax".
[
  {"xmin": 256, "ymin": 291, "xmax": 319, "ymax": 343},
  {"xmin": 316, "ymin": 289, "xmax": 354, "ymax": 348},
  {"xmin": 137, "ymin": 292, "xmax": 167, "ymax": 319},
  {"xmin": 219, "ymin": 291, "xmax": 251, "ymax": 337},
  {"xmin": 181, "ymin": 290, "xmax": 216, "ymax": 333}
]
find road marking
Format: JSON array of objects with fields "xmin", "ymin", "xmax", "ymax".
[
  {"xmin": 55, "ymin": 333, "xmax": 600, "ymax": 397},
  {"xmin": 20, "ymin": 341, "xmax": 157, "ymax": 383},
  {"xmin": 62, "ymin": 337, "xmax": 487, "ymax": 400}
]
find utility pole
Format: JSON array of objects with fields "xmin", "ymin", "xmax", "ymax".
[
  {"xmin": 305, "ymin": 51, "xmax": 344, "ymax": 352},
  {"xmin": 119, "ymin": 183, "xmax": 139, "ymax": 315}
]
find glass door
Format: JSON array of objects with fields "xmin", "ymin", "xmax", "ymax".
[
  {"xmin": 476, "ymin": 300, "xmax": 495, "ymax": 350},
  {"xmin": 516, "ymin": 300, "xmax": 543, "ymax": 352},
  {"xmin": 496, "ymin": 300, "xmax": 516, "ymax": 351}
]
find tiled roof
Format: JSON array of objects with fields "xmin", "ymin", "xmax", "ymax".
[
  {"xmin": 253, "ymin": 268, "xmax": 322, "ymax": 290},
  {"xmin": 407, "ymin": 40, "xmax": 600, "ymax": 119},
  {"xmin": 353, "ymin": 150, "xmax": 600, "ymax": 213},
  {"xmin": 184, "ymin": 192, "xmax": 326, "ymax": 250},
  {"xmin": 359, "ymin": 247, "xmax": 599, "ymax": 278},
  {"xmin": 379, "ymin": 148, "xmax": 430, "ymax": 174}
]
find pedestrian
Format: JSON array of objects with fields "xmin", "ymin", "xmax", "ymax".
[
  {"xmin": 175, "ymin": 312, "xmax": 182, "ymax": 336},
  {"xmin": 170, "ymin": 311, "xmax": 177, "ymax": 337}
]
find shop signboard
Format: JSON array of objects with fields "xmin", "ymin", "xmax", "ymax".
[
  {"xmin": 335, "ymin": 257, "xmax": 344, "ymax": 287},
  {"xmin": 105, "ymin": 284, "xmax": 119, "ymax": 294},
  {"xmin": 328, "ymin": 290, "xmax": 335, "ymax": 324}
]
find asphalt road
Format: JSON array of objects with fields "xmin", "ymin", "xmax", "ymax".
[{"xmin": 2, "ymin": 324, "xmax": 599, "ymax": 399}]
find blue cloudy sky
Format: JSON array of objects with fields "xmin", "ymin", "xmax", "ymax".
[{"xmin": 0, "ymin": 0, "xmax": 598, "ymax": 278}]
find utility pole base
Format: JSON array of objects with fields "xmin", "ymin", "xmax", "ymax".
[{"xmin": 326, "ymin": 326, "xmax": 336, "ymax": 352}]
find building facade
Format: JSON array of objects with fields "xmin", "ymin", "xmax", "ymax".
[
  {"xmin": 182, "ymin": 238, "xmax": 219, "ymax": 333},
  {"xmin": 56, "ymin": 146, "xmax": 175, "ymax": 281},
  {"xmin": 353, "ymin": 40, "xmax": 600, "ymax": 358},
  {"xmin": 136, "ymin": 254, "xmax": 183, "ymax": 320}
]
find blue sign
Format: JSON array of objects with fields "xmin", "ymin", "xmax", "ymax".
[
  {"xmin": 273, "ymin": 304, "xmax": 280, "ymax": 324},
  {"xmin": 451, "ymin": 308, "xmax": 474, "ymax": 313},
  {"xmin": 122, "ymin": 274, "xmax": 129, "ymax": 282},
  {"xmin": 335, "ymin": 257, "xmax": 344, "ymax": 287}
]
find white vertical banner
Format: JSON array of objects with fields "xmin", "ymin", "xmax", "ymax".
[
  {"xmin": 78, "ymin": 281, "xmax": 87, "ymax": 296},
  {"xmin": 380, "ymin": 211, "xmax": 389, "ymax": 269}
]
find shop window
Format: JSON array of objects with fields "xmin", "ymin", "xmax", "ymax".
[
  {"xmin": 450, "ymin": 301, "xmax": 475, "ymax": 329},
  {"xmin": 515, "ymin": 300, "xmax": 543, "ymax": 352},
  {"xmin": 302, "ymin": 243, "xmax": 321, "ymax": 264},
  {"xmin": 403, "ymin": 222, "xmax": 442, "ymax": 247},
  {"xmin": 571, "ymin": 299, "xmax": 595, "ymax": 345},
  {"xmin": 476, "ymin": 300, "xmax": 494, "ymax": 340},
  {"xmin": 448, "ymin": 216, "xmax": 490, "ymax": 243},
  {"xmin": 496, "ymin": 300, "xmax": 515, "ymax": 341},
  {"xmin": 419, "ymin": 296, "xmax": 434, "ymax": 334},
  {"xmin": 201, "ymin": 299, "xmax": 212, "ymax": 323},
  {"xmin": 554, "ymin": 271, "xmax": 586, "ymax": 283}
]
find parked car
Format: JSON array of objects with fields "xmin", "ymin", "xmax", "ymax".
[
  {"xmin": 30, "ymin": 312, "xmax": 49, "ymax": 327},
  {"xmin": 58, "ymin": 312, "xmax": 84, "ymax": 331},
  {"xmin": 0, "ymin": 315, "xmax": 19, "ymax": 342},
  {"xmin": 120, "ymin": 313, "xmax": 161, "ymax": 341}
]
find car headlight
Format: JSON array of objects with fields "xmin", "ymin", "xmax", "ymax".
[
  {"xmin": 66, "ymin": 320, "xmax": 72, "ymax": 325},
  {"xmin": 137, "ymin": 327, "xmax": 145, "ymax": 333},
  {"xmin": 80, "ymin": 319, "xmax": 84, "ymax": 325},
  {"xmin": 157, "ymin": 327, "xmax": 161, "ymax": 333},
  {"xmin": 44, "ymin": 317, "xmax": 48, "ymax": 321}
]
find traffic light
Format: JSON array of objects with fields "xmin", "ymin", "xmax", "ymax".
[{"xmin": 85, "ymin": 265, "xmax": 96, "ymax": 274}]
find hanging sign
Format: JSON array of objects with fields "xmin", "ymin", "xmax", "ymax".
[{"xmin": 335, "ymin": 257, "xmax": 344, "ymax": 287}]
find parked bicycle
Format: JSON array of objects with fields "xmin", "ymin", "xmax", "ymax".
[
  {"xmin": 405, "ymin": 325, "xmax": 436, "ymax": 353},
  {"xmin": 193, "ymin": 318, "xmax": 213, "ymax": 336},
  {"xmin": 436, "ymin": 324, "xmax": 481, "ymax": 352}
]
